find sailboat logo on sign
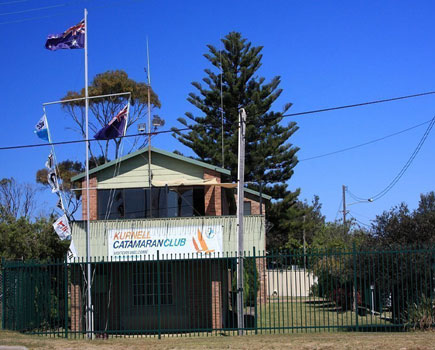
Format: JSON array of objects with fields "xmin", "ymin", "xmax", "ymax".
[{"xmin": 205, "ymin": 227, "xmax": 216, "ymax": 239}]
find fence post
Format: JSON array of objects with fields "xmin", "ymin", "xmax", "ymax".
[
  {"xmin": 253, "ymin": 247, "xmax": 258, "ymax": 335},
  {"xmin": 64, "ymin": 254, "xmax": 69, "ymax": 338},
  {"xmin": 1, "ymin": 257, "xmax": 5, "ymax": 330},
  {"xmin": 157, "ymin": 250, "xmax": 161, "ymax": 339},
  {"xmin": 353, "ymin": 242, "xmax": 359, "ymax": 331}
]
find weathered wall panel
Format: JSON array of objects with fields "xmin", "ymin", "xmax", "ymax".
[{"xmin": 71, "ymin": 215, "xmax": 266, "ymax": 259}]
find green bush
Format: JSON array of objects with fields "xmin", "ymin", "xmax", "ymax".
[
  {"xmin": 405, "ymin": 294, "xmax": 434, "ymax": 330},
  {"xmin": 231, "ymin": 257, "xmax": 259, "ymax": 307}
]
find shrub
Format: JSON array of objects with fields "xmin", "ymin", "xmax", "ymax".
[{"xmin": 405, "ymin": 294, "xmax": 434, "ymax": 330}]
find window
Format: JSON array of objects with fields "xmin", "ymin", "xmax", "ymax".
[
  {"xmin": 124, "ymin": 189, "xmax": 146, "ymax": 219},
  {"xmin": 133, "ymin": 263, "xmax": 173, "ymax": 306},
  {"xmin": 244, "ymin": 201, "xmax": 252, "ymax": 215},
  {"xmin": 98, "ymin": 187, "xmax": 205, "ymax": 219},
  {"xmin": 178, "ymin": 188, "xmax": 193, "ymax": 217},
  {"xmin": 98, "ymin": 189, "xmax": 124, "ymax": 220}
]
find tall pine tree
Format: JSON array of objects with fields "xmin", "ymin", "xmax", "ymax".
[{"xmin": 173, "ymin": 32, "xmax": 300, "ymax": 249}]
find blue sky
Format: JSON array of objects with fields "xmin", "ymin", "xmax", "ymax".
[{"xmin": 0, "ymin": 0, "xmax": 434, "ymax": 223}]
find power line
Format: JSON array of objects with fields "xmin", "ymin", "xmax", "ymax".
[
  {"xmin": 0, "ymin": 0, "xmax": 136, "ymax": 25},
  {"xmin": 299, "ymin": 118, "xmax": 432, "ymax": 162},
  {"xmin": 346, "ymin": 189, "xmax": 367, "ymax": 202},
  {"xmin": 0, "ymin": 10, "xmax": 67, "ymax": 25},
  {"xmin": 0, "ymin": 3, "xmax": 65, "ymax": 16},
  {"xmin": 1, "ymin": 91, "xmax": 434, "ymax": 152},
  {"xmin": 349, "ymin": 209, "xmax": 372, "ymax": 221},
  {"xmin": 280, "ymin": 91, "xmax": 435, "ymax": 119},
  {"xmin": 348, "ymin": 213, "xmax": 371, "ymax": 228},
  {"xmin": 0, "ymin": 0, "xmax": 29, "ymax": 5},
  {"xmin": 0, "ymin": 127, "xmax": 190, "ymax": 151},
  {"xmin": 351, "ymin": 116, "xmax": 435, "ymax": 202}
]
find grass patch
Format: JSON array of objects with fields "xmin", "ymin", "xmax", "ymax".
[
  {"xmin": 0, "ymin": 330, "xmax": 434, "ymax": 350},
  {"xmin": 252, "ymin": 297, "xmax": 392, "ymax": 333}
]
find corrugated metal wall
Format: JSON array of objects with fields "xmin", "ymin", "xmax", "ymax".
[{"xmin": 71, "ymin": 215, "xmax": 265, "ymax": 258}]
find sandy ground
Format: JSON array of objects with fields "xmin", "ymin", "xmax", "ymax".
[{"xmin": 0, "ymin": 330, "xmax": 434, "ymax": 350}]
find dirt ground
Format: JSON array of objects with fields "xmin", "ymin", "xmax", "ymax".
[{"xmin": 0, "ymin": 330, "xmax": 434, "ymax": 350}]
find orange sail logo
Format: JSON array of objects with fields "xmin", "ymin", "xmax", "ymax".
[{"xmin": 192, "ymin": 229, "xmax": 215, "ymax": 254}]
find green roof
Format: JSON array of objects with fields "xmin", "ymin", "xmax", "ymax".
[
  {"xmin": 71, "ymin": 147, "xmax": 230, "ymax": 182},
  {"xmin": 244, "ymin": 188, "xmax": 272, "ymax": 201}
]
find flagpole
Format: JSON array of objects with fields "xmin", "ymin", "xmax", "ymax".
[
  {"xmin": 84, "ymin": 7, "xmax": 93, "ymax": 339},
  {"xmin": 146, "ymin": 38, "xmax": 152, "ymax": 217}
]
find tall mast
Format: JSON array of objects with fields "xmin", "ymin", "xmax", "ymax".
[
  {"xmin": 220, "ymin": 50, "xmax": 224, "ymax": 168},
  {"xmin": 84, "ymin": 7, "xmax": 93, "ymax": 339},
  {"xmin": 236, "ymin": 108, "xmax": 247, "ymax": 334},
  {"xmin": 147, "ymin": 38, "xmax": 152, "ymax": 217}
]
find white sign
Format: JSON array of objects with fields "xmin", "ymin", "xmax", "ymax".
[{"xmin": 108, "ymin": 225, "xmax": 223, "ymax": 258}]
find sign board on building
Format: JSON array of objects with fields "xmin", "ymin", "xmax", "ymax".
[{"xmin": 108, "ymin": 225, "xmax": 223, "ymax": 259}]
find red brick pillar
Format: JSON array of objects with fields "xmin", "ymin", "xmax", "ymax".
[
  {"xmin": 204, "ymin": 169, "xmax": 222, "ymax": 216},
  {"xmin": 256, "ymin": 257, "xmax": 267, "ymax": 305},
  {"xmin": 70, "ymin": 282, "xmax": 82, "ymax": 332},
  {"xmin": 82, "ymin": 176, "xmax": 97, "ymax": 220},
  {"xmin": 211, "ymin": 278, "xmax": 222, "ymax": 329}
]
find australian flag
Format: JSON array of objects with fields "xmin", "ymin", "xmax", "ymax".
[
  {"xmin": 94, "ymin": 105, "xmax": 129, "ymax": 140},
  {"xmin": 45, "ymin": 19, "xmax": 85, "ymax": 51}
]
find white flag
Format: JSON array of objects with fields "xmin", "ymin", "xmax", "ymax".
[
  {"xmin": 47, "ymin": 170, "xmax": 59, "ymax": 193},
  {"xmin": 56, "ymin": 194, "xmax": 64, "ymax": 211},
  {"xmin": 67, "ymin": 239, "xmax": 78, "ymax": 262},
  {"xmin": 45, "ymin": 151, "xmax": 54, "ymax": 170},
  {"xmin": 53, "ymin": 214, "xmax": 71, "ymax": 241}
]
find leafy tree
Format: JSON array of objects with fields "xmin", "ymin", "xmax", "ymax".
[
  {"xmin": 35, "ymin": 156, "xmax": 105, "ymax": 220},
  {"xmin": 36, "ymin": 160, "xmax": 82, "ymax": 220},
  {"xmin": 311, "ymin": 220, "xmax": 368, "ymax": 251},
  {"xmin": 0, "ymin": 214, "xmax": 69, "ymax": 261},
  {"xmin": 266, "ymin": 195, "xmax": 326, "ymax": 252},
  {"xmin": 62, "ymin": 70, "xmax": 161, "ymax": 163},
  {"xmin": 356, "ymin": 192, "xmax": 435, "ymax": 323},
  {"xmin": 370, "ymin": 191, "xmax": 435, "ymax": 246},
  {"xmin": 172, "ymin": 32, "xmax": 299, "ymax": 249}
]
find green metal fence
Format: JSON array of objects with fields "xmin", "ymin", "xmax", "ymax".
[{"xmin": 1, "ymin": 246, "xmax": 434, "ymax": 337}]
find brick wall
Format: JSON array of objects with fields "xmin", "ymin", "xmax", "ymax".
[
  {"xmin": 70, "ymin": 283, "xmax": 82, "ymax": 332},
  {"xmin": 204, "ymin": 169, "xmax": 222, "ymax": 216},
  {"xmin": 256, "ymin": 256, "xmax": 267, "ymax": 305},
  {"xmin": 81, "ymin": 176, "xmax": 97, "ymax": 220},
  {"xmin": 238, "ymin": 192, "xmax": 266, "ymax": 215},
  {"xmin": 211, "ymin": 280, "xmax": 222, "ymax": 329},
  {"xmin": 70, "ymin": 266, "xmax": 83, "ymax": 332}
]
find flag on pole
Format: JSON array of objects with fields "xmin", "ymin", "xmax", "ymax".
[
  {"xmin": 34, "ymin": 115, "xmax": 49, "ymax": 141},
  {"xmin": 94, "ymin": 105, "xmax": 129, "ymax": 140},
  {"xmin": 53, "ymin": 214, "xmax": 72, "ymax": 241},
  {"xmin": 47, "ymin": 170, "xmax": 60, "ymax": 193},
  {"xmin": 45, "ymin": 19, "xmax": 85, "ymax": 51},
  {"xmin": 45, "ymin": 151, "xmax": 54, "ymax": 170},
  {"xmin": 56, "ymin": 194, "xmax": 64, "ymax": 211},
  {"xmin": 67, "ymin": 239, "xmax": 78, "ymax": 262}
]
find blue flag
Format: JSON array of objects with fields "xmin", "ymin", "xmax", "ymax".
[
  {"xmin": 45, "ymin": 19, "xmax": 85, "ymax": 51},
  {"xmin": 34, "ymin": 115, "xmax": 49, "ymax": 142},
  {"xmin": 94, "ymin": 105, "xmax": 129, "ymax": 140}
]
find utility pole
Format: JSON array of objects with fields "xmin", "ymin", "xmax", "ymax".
[
  {"xmin": 342, "ymin": 185, "xmax": 347, "ymax": 234},
  {"xmin": 303, "ymin": 214, "xmax": 306, "ymax": 270},
  {"xmin": 237, "ymin": 108, "xmax": 247, "ymax": 335}
]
